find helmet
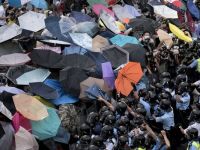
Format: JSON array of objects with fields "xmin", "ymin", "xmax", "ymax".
[
  {"xmin": 101, "ymin": 125, "xmax": 113, "ymax": 138},
  {"xmin": 100, "ymin": 110, "xmax": 113, "ymax": 122},
  {"xmin": 80, "ymin": 135, "xmax": 91, "ymax": 144},
  {"xmin": 134, "ymin": 135, "xmax": 145, "ymax": 147},
  {"xmin": 177, "ymin": 64, "xmax": 187, "ymax": 74},
  {"xmin": 148, "ymin": 91, "xmax": 157, "ymax": 103},
  {"xmin": 136, "ymin": 107, "xmax": 146, "ymax": 117},
  {"xmin": 116, "ymin": 102, "xmax": 127, "ymax": 115},
  {"xmin": 91, "ymin": 135, "xmax": 104, "ymax": 147},
  {"xmin": 104, "ymin": 114, "xmax": 116, "ymax": 125},
  {"xmin": 178, "ymin": 82, "xmax": 188, "ymax": 94},
  {"xmin": 118, "ymin": 136, "xmax": 128, "ymax": 147},
  {"xmin": 117, "ymin": 126, "xmax": 127, "ymax": 136},
  {"xmin": 88, "ymin": 145, "xmax": 99, "ymax": 150},
  {"xmin": 80, "ymin": 123, "xmax": 90, "ymax": 135},
  {"xmin": 138, "ymin": 88, "xmax": 148, "ymax": 97},
  {"xmin": 160, "ymin": 99, "xmax": 171, "ymax": 111},
  {"xmin": 87, "ymin": 112, "xmax": 99, "ymax": 126},
  {"xmin": 175, "ymin": 74, "xmax": 187, "ymax": 85},
  {"xmin": 99, "ymin": 106, "xmax": 109, "ymax": 115},
  {"xmin": 158, "ymin": 92, "xmax": 170, "ymax": 100},
  {"xmin": 186, "ymin": 128, "xmax": 199, "ymax": 140},
  {"xmin": 161, "ymin": 72, "xmax": 170, "ymax": 78},
  {"xmin": 155, "ymin": 82, "xmax": 163, "ymax": 94},
  {"xmin": 189, "ymin": 109, "xmax": 200, "ymax": 122}
]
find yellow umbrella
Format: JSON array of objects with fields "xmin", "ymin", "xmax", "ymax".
[
  {"xmin": 169, "ymin": 23, "xmax": 192, "ymax": 43},
  {"xmin": 157, "ymin": 29, "xmax": 173, "ymax": 48},
  {"xmin": 13, "ymin": 94, "xmax": 48, "ymax": 121}
]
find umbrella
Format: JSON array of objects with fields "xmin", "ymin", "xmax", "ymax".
[
  {"xmin": 100, "ymin": 10, "xmax": 121, "ymax": 34},
  {"xmin": 31, "ymin": 0, "xmax": 48, "ymax": 9},
  {"xmin": 40, "ymin": 40, "xmax": 71, "ymax": 46},
  {"xmin": 34, "ymin": 96, "xmax": 55, "ymax": 108},
  {"xmin": 115, "ymin": 62, "xmax": 143, "ymax": 96},
  {"xmin": 30, "ymin": 82, "xmax": 59, "ymax": 100},
  {"xmin": 70, "ymin": 11, "xmax": 94, "ymax": 23},
  {"xmin": 87, "ymin": 0, "xmax": 108, "ymax": 7},
  {"xmin": 63, "ymin": 45, "xmax": 88, "ymax": 55},
  {"xmin": 0, "ymin": 101, "xmax": 13, "ymax": 121},
  {"xmin": 0, "ymin": 23, "xmax": 22, "ymax": 43},
  {"xmin": 59, "ymin": 67, "xmax": 88, "ymax": 97},
  {"xmin": 18, "ymin": 11, "xmax": 46, "ymax": 32},
  {"xmin": 153, "ymin": 5, "xmax": 178, "ymax": 19},
  {"xmin": 44, "ymin": 79, "xmax": 79, "ymax": 105},
  {"xmin": 122, "ymin": 43, "xmax": 146, "ymax": 67},
  {"xmin": 35, "ymin": 43, "xmax": 61, "ymax": 54},
  {"xmin": 187, "ymin": 0, "xmax": 200, "ymax": 20},
  {"xmin": 0, "ymin": 91, "xmax": 16, "ymax": 115},
  {"xmin": 31, "ymin": 107, "xmax": 61, "ymax": 140},
  {"xmin": 169, "ymin": 23, "xmax": 193, "ymax": 43},
  {"xmin": 0, "ymin": 121, "xmax": 15, "ymax": 150},
  {"xmin": 0, "ymin": 41, "xmax": 22, "ymax": 57},
  {"xmin": 102, "ymin": 45, "xmax": 129, "ymax": 68},
  {"xmin": 69, "ymin": 33, "xmax": 92, "ymax": 50},
  {"xmin": 0, "ymin": 86, "xmax": 25, "ymax": 94},
  {"xmin": 6, "ymin": 65, "xmax": 35, "ymax": 84},
  {"xmin": 16, "ymin": 68, "xmax": 51, "ymax": 85},
  {"xmin": 102, "ymin": 62, "xmax": 115, "ymax": 90},
  {"xmin": 53, "ymin": 127, "xmax": 70, "ymax": 144},
  {"xmin": 0, "ymin": 53, "xmax": 30, "ymax": 67},
  {"xmin": 59, "ymin": 16, "xmax": 76, "ymax": 34},
  {"xmin": 13, "ymin": 94, "xmax": 48, "ymax": 121},
  {"xmin": 8, "ymin": 0, "xmax": 30, "ymax": 7},
  {"xmin": 92, "ymin": 35, "xmax": 110, "ymax": 52},
  {"xmin": 15, "ymin": 127, "xmax": 39, "ymax": 150},
  {"xmin": 0, "ymin": 123, "xmax": 4, "ymax": 139},
  {"xmin": 79, "ymin": 77, "xmax": 110, "ymax": 99},
  {"xmin": 124, "ymin": 4, "xmax": 141, "ymax": 19},
  {"xmin": 157, "ymin": 29, "xmax": 173, "ymax": 48},
  {"xmin": 110, "ymin": 34, "xmax": 139, "ymax": 47},
  {"xmin": 92, "ymin": 4, "xmax": 115, "ymax": 16},
  {"xmin": 12, "ymin": 112, "xmax": 32, "ymax": 133}
]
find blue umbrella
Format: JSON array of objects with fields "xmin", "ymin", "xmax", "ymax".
[
  {"xmin": 31, "ymin": 0, "xmax": 48, "ymax": 9},
  {"xmin": 187, "ymin": 0, "xmax": 200, "ymax": 20},
  {"xmin": 8, "ymin": 0, "xmax": 22, "ymax": 8},
  {"xmin": 31, "ymin": 107, "xmax": 61, "ymax": 140},
  {"xmin": 44, "ymin": 79, "xmax": 79, "ymax": 105},
  {"xmin": 70, "ymin": 11, "xmax": 95, "ymax": 23},
  {"xmin": 63, "ymin": 45, "xmax": 88, "ymax": 55}
]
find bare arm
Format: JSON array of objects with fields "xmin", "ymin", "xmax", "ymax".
[
  {"xmin": 161, "ymin": 130, "xmax": 171, "ymax": 149},
  {"xmin": 98, "ymin": 97, "xmax": 115, "ymax": 112},
  {"xmin": 143, "ymin": 124, "xmax": 158, "ymax": 140}
]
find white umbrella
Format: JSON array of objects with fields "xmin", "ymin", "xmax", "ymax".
[
  {"xmin": 40, "ymin": 39, "xmax": 71, "ymax": 46},
  {"xmin": 18, "ymin": 11, "xmax": 46, "ymax": 32},
  {"xmin": 153, "ymin": 5, "xmax": 178, "ymax": 19},
  {"xmin": 0, "ymin": 24, "xmax": 22, "ymax": 43}
]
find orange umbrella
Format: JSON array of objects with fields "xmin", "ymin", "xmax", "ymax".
[
  {"xmin": 115, "ymin": 62, "xmax": 143, "ymax": 96},
  {"xmin": 13, "ymin": 94, "xmax": 48, "ymax": 121}
]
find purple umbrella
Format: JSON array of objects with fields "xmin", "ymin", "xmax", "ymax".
[
  {"xmin": 101, "ymin": 62, "xmax": 115, "ymax": 90},
  {"xmin": 0, "ymin": 86, "xmax": 25, "ymax": 94}
]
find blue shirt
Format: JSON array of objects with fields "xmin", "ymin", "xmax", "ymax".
[
  {"xmin": 189, "ymin": 59, "xmax": 198, "ymax": 68},
  {"xmin": 176, "ymin": 92, "xmax": 190, "ymax": 110},
  {"xmin": 155, "ymin": 110, "xmax": 175, "ymax": 130},
  {"xmin": 139, "ymin": 98, "xmax": 153, "ymax": 120},
  {"xmin": 152, "ymin": 138, "xmax": 167, "ymax": 150}
]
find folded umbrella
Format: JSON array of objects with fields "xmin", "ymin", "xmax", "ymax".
[
  {"xmin": 92, "ymin": 35, "xmax": 110, "ymax": 52},
  {"xmin": 122, "ymin": 43, "xmax": 146, "ymax": 67},
  {"xmin": 44, "ymin": 79, "xmax": 79, "ymax": 105},
  {"xmin": 0, "ymin": 86, "xmax": 25, "ymax": 94},
  {"xmin": 0, "ymin": 23, "xmax": 22, "ymax": 43},
  {"xmin": 115, "ymin": 62, "xmax": 143, "ymax": 96},
  {"xmin": 31, "ymin": 107, "xmax": 61, "ymax": 140},
  {"xmin": 79, "ymin": 77, "xmax": 110, "ymax": 99},
  {"xmin": 13, "ymin": 94, "xmax": 48, "ymax": 121},
  {"xmin": 92, "ymin": 4, "xmax": 114, "ymax": 16},
  {"xmin": 153, "ymin": 5, "xmax": 178, "ymax": 19},
  {"xmin": 102, "ymin": 45, "xmax": 129, "ymax": 68},
  {"xmin": 16, "ymin": 68, "xmax": 51, "ymax": 85},
  {"xmin": 0, "ymin": 53, "xmax": 30, "ymax": 67},
  {"xmin": 110, "ymin": 34, "xmax": 139, "ymax": 47},
  {"xmin": 30, "ymin": 82, "xmax": 59, "ymax": 100},
  {"xmin": 102, "ymin": 62, "xmax": 115, "ymax": 90},
  {"xmin": 59, "ymin": 67, "xmax": 88, "ymax": 97},
  {"xmin": 15, "ymin": 127, "xmax": 39, "ymax": 150},
  {"xmin": 63, "ymin": 45, "xmax": 88, "ymax": 55},
  {"xmin": 6, "ymin": 65, "xmax": 35, "ymax": 84},
  {"xmin": 31, "ymin": 0, "xmax": 48, "ymax": 9},
  {"xmin": 157, "ymin": 29, "xmax": 173, "ymax": 48},
  {"xmin": 18, "ymin": 11, "xmax": 46, "ymax": 32}
]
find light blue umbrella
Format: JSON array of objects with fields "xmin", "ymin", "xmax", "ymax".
[
  {"xmin": 110, "ymin": 34, "xmax": 139, "ymax": 47},
  {"xmin": 31, "ymin": 0, "xmax": 48, "ymax": 9},
  {"xmin": 8, "ymin": 0, "xmax": 22, "ymax": 8},
  {"xmin": 16, "ymin": 68, "xmax": 51, "ymax": 85},
  {"xmin": 31, "ymin": 107, "xmax": 61, "ymax": 140}
]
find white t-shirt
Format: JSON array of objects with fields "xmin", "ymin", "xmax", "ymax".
[{"xmin": 0, "ymin": 5, "xmax": 6, "ymax": 26}]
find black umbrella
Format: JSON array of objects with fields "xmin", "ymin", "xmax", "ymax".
[
  {"xmin": 0, "ymin": 41, "xmax": 22, "ymax": 57},
  {"xmin": 0, "ymin": 124, "xmax": 4, "ymax": 139},
  {"xmin": 59, "ymin": 67, "xmax": 88, "ymax": 97},
  {"xmin": 102, "ymin": 45, "xmax": 129, "ymax": 68},
  {"xmin": 6, "ymin": 65, "xmax": 35, "ymax": 84},
  {"xmin": 122, "ymin": 43, "xmax": 146, "ymax": 67},
  {"xmin": 29, "ymin": 82, "xmax": 59, "ymax": 100}
]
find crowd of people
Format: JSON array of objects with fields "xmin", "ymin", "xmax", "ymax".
[{"xmin": 0, "ymin": 0, "xmax": 200, "ymax": 150}]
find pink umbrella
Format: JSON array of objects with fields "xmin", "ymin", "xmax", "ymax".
[{"xmin": 92, "ymin": 4, "xmax": 114, "ymax": 16}]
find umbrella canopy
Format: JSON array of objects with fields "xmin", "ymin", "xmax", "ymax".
[
  {"xmin": 0, "ymin": 123, "xmax": 4, "ymax": 139},
  {"xmin": 0, "ymin": 41, "xmax": 22, "ymax": 57},
  {"xmin": 123, "ymin": 4, "xmax": 141, "ymax": 19},
  {"xmin": 102, "ymin": 62, "xmax": 115, "ymax": 90},
  {"xmin": 34, "ymin": 96, "xmax": 55, "ymax": 108},
  {"xmin": 0, "ymin": 53, "xmax": 30, "ymax": 67},
  {"xmin": 92, "ymin": 35, "xmax": 110, "ymax": 52},
  {"xmin": 69, "ymin": 33, "xmax": 92, "ymax": 50},
  {"xmin": 40, "ymin": 40, "xmax": 71, "ymax": 46},
  {"xmin": 92, "ymin": 4, "xmax": 114, "ymax": 16},
  {"xmin": 6, "ymin": 65, "xmax": 35, "ymax": 84},
  {"xmin": 0, "ymin": 86, "xmax": 25, "ymax": 94},
  {"xmin": 53, "ymin": 127, "xmax": 70, "ymax": 144},
  {"xmin": 30, "ymin": 82, "xmax": 59, "ymax": 100},
  {"xmin": 0, "ymin": 122, "xmax": 15, "ymax": 150},
  {"xmin": 15, "ymin": 127, "xmax": 39, "ymax": 150},
  {"xmin": 0, "ymin": 23, "xmax": 22, "ymax": 43},
  {"xmin": 13, "ymin": 94, "xmax": 48, "ymax": 121},
  {"xmin": 153, "ymin": 5, "xmax": 178, "ymax": 19},
  {"xmin": 102, "ymin": 45, "xmax": 129, "ymax": 68},
  {"xmin": 35, "ymin": 42, "xmax": 61, "ymax": 54},
  {"xmin": 60, "ymin": 67, "xmax": 88, "ymax": 97},
  {"xmin": 44, "ymin": 79, "xmax": 79, "ymax": 105},
  {"xmin": 187, "ymin": 0, "xmax": 200, "ymax": 20},
  {"xmin": 87, "ymin": 0, "xmax": 108, "ymax": 7},
  {"xmin": 70, "ymin": 11, "xmax": 94, "ymax": 23},
  {"xmin": 31, "ymin": 0, "xmax": 48, "ymax": 9},
  {"xmin": 16, "ymin": 68, "xmax": 51, "ymax": 85},
  {"xmin": 8, "ymin": 0, "xmax": 30, "ymax": 7},
  {"xmin": 0, "ymin": 101, "xmax": 13, "ymax": 121},
  {"xmin": 169, "ymin": 23, "xmax": 193, "ymax": 43},
  {"xmin": 31, "ymin": 107, "xmax": 61, "ymax": 140},
  {"xmin": 18, "ymin": 11, "xmax": 46, "ymax": 32},
  {"xmin": 157, "ymin": 29, "xmax": 173, "ymax": 48},
  {"xmin": 79, "ymin": 77, "xmax": 110, "ymax": 99},
  {"xmin": 115, "ymin": 62, "xmax": 143, "ymax": 96},
  {"xmin": 110, "ymin": 34, "xmax": 139, "ymax": 47},
  {"xmin": 63, "ymin": 45, "xmax": 88, "ymax": 55},
  {"xmin": 122, "ymin": 43, "xmax": 146, "ymax": 67}
]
